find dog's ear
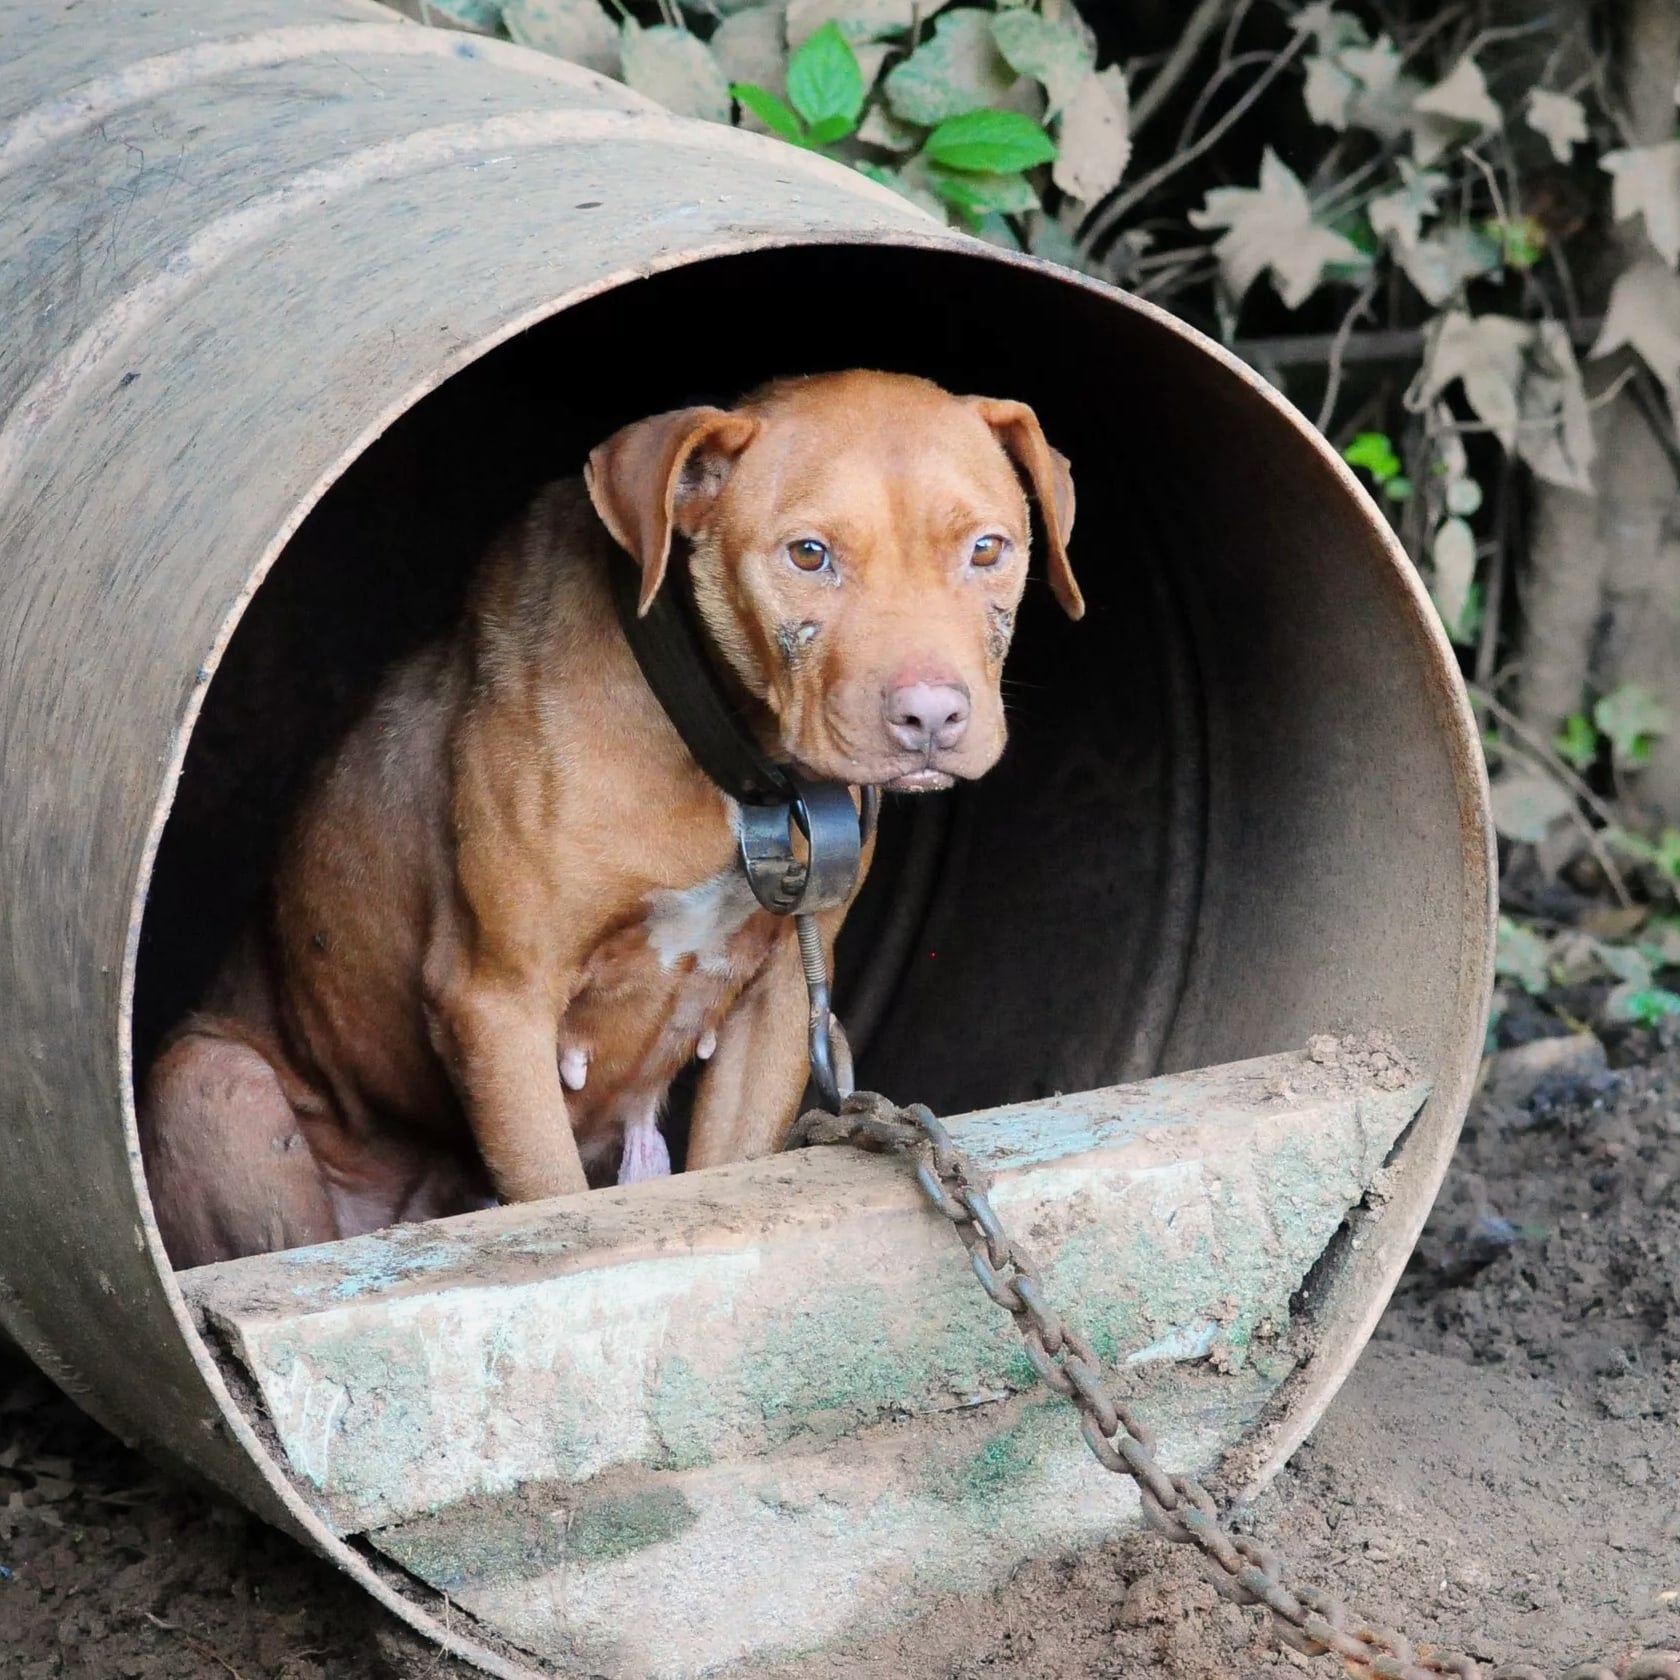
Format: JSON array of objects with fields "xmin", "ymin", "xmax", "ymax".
[
  {"xmin": 968, "ymin": 398, "xmax": 1082, "ymax": 620},
  {"xmin": 585, "ymin": 407, "xmax": 760, "ymax": 614}
]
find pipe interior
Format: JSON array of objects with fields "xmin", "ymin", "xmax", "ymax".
[{"xmin": 134, "ymin": 244, "xmax": 1467, "ymax": 1182}]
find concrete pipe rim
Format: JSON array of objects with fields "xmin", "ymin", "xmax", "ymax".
[{"xmin": 114, "ymin": 227, "xmax": 1495, "ymax": 1677}]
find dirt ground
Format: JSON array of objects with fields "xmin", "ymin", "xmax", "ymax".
[{"xmin": 4, "ymin": 1021, "xmax": 1677, "ymax": 1680}]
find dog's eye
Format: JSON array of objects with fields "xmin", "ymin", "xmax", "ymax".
[
  {"xmin": 971, "ymin": 534, "xmax": 1008, "ymax": 567},
  {"xmin": 787, "ymin": 539, "xmax": 831, "ymax": 573}
]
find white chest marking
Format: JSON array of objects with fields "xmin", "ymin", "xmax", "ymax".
[{"xmin": 643, "ymin": 868, "xmax": 762, "ymax": 975}]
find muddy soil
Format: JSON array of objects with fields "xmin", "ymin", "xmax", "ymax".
[{"xmin": 4, "ymin": 1027, "xmax": 1677, "ymax": 1680}]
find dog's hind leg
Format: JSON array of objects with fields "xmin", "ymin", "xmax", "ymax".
[{"xmin": 139, "ymin": 1026, "xmax": 341, "ymax": 1270}]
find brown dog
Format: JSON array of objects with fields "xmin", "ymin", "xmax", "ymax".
[{"xmin": 139, "ymin": 371, "xmax": 1080, "ymax": 1269}]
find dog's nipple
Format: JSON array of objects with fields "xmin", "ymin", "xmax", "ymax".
[
  {"xmin": 560, "ymin": 1047, "xmax": 589, "ymax": 1091},
  {"xmin": 696, "ymin": 1028, "xmax": 718, "ymax": 1062}
]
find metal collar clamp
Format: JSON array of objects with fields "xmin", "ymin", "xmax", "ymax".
[{"xmin": 738, "ymin": 780, "xmax": 878, "ymax": 915}]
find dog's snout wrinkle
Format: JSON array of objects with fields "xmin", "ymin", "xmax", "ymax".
[{"xmin": 884, "ymin": 680, "xmax": 971, "ymax": 754}]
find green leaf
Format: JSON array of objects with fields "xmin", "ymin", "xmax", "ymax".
[
  {"xmin": 1382, "ymin": 474, "xmax": 1414, "ymax": 503},
  {"xmin": 1608, "ymin": 826, "xmax": 1659, "ymax": 865},
  {"xmin": 732, "ymin": 82, "xmax": 807, "ymax": 144},
  {"xmin": 1607, "ymin": 984, "xmax": 1680, "ymax": 1026},
  {"xmin": 1495, "ymin": 915, "xmax": 1551, "ymax": 994},
  {"xmin": 1658, "ymin": 828, "xmax": 1680, "ymax": 882},
  {"xmin": 1555, "ymin": 712, "xmax": 1600, "ymax": 771},
  {"xmin": 928, "ymin": 164, "xmax": 1040, "ymax": 219},
  {"xmin": 786, "ymin": 19, "xmax": 866, "ymax": 129},
  {"xmin": 1486, "ymin": 215, "xmax": 1547, "ymax": 270},
  {"xmin": 1594, "ymin": 683, "xmax": 1669, "ymax": 768},
  {"xmin": 855, "ymin": 157, "xmax": 949, "ymax": 221},
  {"xmin": 1640, "ymin": 914, "xmax": 1680, "ymax": 965},
  {"xmin": 806, "ymin": 112, "xmax": 857, "ymax": 146},
  {"xmin": 924, "ymin": 108, "xmax": 1056, "ymax": 174},
  {"xmin": 1344, "ymin": 431, "xmax": 1401, "ymax": 482},
  {"xmin": 974, "ymin": 210, "xmax": 1023, "ymax": 250},
  {"xmin": 1338, "ymin": 215, "xmax": 1380, "ymax": 258}
]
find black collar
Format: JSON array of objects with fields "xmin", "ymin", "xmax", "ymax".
[
  {"xmin": 608, "ymin": 548, "xmax": 795, "ymax": 808},
  {"xmin": 609, "ymin": 553, "xmax": 877, "ymax": 918}
]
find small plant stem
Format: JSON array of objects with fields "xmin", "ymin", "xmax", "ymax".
[
  {"xmin": 1502, "ymin": 740, "xmax": 1633, "ymax": 908},
  {"xmin": 1473, "ymin": 461, "xmax": 1509, "ymax": 708},
  {"xmin": 1080, "ymin": 29, "xmax": 1308, "ymax": 255},
  {"xmin": 1315, "ymin": 268, "xmax": 1380, "ymax": 434},
  {"xmin": 1174, "ymin": 52, "xmax": 1272, "ymax": 152},
  {"xmin": 143, "ymin": 1614, "xmax": 248, "ymax": 1680},
  {"xmin": 1129, "ymin": 0, "xmax": 1239, "ymax": 135},
  {"xmin": 1471, "ymin": 684, "xmax": 1636, "ymax": 907}
]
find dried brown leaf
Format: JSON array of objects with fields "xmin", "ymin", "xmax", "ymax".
[
  {"xmin": 1339, "ymin": 37, "xmax": 1419, "ymax": 138},
  {"xmin": 1052, "ymin": 66, "xmax": 1129, "ymax": 204},
  {"xmin": 1293, "ymin": 2, "xmax": 1368, "ymax": 51},
  {"xmin": 1303, "ymin": 54, "xmax": 1358, "ymax": 129},
  {"xmin": 1489, "ymin": 764, "xmax": 1572, "ymax": 843},
  {"xmin": 1601, "ymin": 141, "xmax": 1680, "ymax": 268},
  {"xmin": 787, "ymin": 0, "xmax": 915, "ymax": 49},
  {"xmin": 503, "ymin": 0, "xmax": 619, "ymax": 77},
  {"xmin": 1189, "ymin": 148, "xmax": 1364, "ymax": 309},
  {"xmin": 1592, "ymin": 256, "xmax": 1680, "ymax": 427},
  {"xmin": 1417, "ymin": 311, "xmax": 1534, "ymax": 450},
  {"xmin": 1525, "ymin": 89, "xmax": 1588, "ymax": 164},
  {"xmin": 857, "ymin": 101, "xmax": 921, "ymax": 150},
  {"xmin": 619, "ymin": 21, "xmax": 731, "ymax": 124},
  {"xmin": 1430, "ymin": 515, "xmax": 1478, "ymax": 642},
  {"xmin": 883, "ymin": 8, "xmax": 1017, "ymax": 125},
  {"xmin": 1398, "ymin": 223, "xmax": 1500, "ymax": 305},
  {"xmin": 1411, "ymin": 56, "xmax": 1500, "ymax": 166},
  {"xmin": 1517, "ymin": 321, "xmax": 1596, "ymax": 493},
  {"xmin": 992, "ymin": 7, "xmax": 1093, "ymax": 119},
  {"xmin": 1368, "ymin": 159, "xmax": 1449, "ymax": 252},
  {"xmin": 711, "ymin": 4, "xmax": 787, "ymax": 104}
]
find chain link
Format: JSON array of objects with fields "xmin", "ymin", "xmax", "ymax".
[{"xmin": 786, "ymin": 1092, "xmax": 1680, "ymax": 1680}]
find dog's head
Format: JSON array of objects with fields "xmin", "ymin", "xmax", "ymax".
[{"xmin": 585, "ymin": 370, "xmax": 1079, "ymax": 792}]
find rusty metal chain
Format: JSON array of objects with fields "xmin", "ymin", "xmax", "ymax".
[{"xmin": 786, "ymin": 1091, "xmax": 1680, "ymax": 1680}]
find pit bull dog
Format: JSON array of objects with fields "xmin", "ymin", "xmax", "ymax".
[{"xmin": 139, "ymin": 370, "xmax": 1080, "ymax": 1268}]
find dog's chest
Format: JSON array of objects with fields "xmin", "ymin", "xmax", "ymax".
[
  {"xmin": 642, "ymin": 868, "xmax": 765, "ymax": 975},
  {"xmin": 577, "ymin": 865, "xmax": 780, "ymax": 1007},
  {"xmin": 567, "ymin": 866, "xmax": 780, "ymax": 1102}
]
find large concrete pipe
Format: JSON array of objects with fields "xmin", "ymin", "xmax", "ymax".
[{"xmin": 0, "ymin": 2, "xmax": 1494, "ymax": 1674}]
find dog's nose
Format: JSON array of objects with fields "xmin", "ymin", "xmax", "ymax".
[{"xmin": 885, "ymin": 681, "xmax": 971, "ymax": 753}]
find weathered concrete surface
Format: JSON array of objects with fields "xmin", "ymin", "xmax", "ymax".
[
  {"xmin": 369, "ymin": 1369, "xmax": 1278, "ymax": 1676},
  {"xmin": 181, "ymin": 1050, "xmax": 1425, "ymax": 1674}
]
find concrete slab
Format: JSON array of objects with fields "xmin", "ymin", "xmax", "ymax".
[{"xmin": 179, "ymin": 1049, "xmax": 1426, "ymax": 1675}]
